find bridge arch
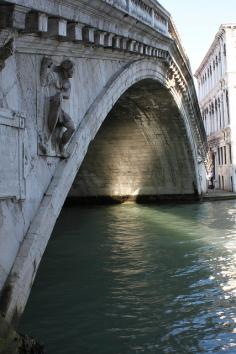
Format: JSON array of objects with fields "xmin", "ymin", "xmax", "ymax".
[
  {"xmin": 1, "ymin": 59, "xmax": 206, "ymax": 323},
  {"xmin": 70, "ymin": 77, "xmax": 198, "ymax": 201}
]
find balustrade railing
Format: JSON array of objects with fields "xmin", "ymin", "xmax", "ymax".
[
  {"xmin": 130, "ymin": 0, "xmax": 152, "ymax": 26},
  {"xmin": 103, "ymin": 0, "xmax": 190, "ymax": 70},
  {"xmin": 103, "ymin": 0, "xmax": 169, "ymax": 35}
]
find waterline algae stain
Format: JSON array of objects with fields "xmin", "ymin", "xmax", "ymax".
[{"xmin": 20, "ymin": 201, "xmax": 236, "ymax": 353}]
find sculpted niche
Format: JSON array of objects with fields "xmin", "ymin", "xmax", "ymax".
[{"xmin": 39, "ymin": 57, "xmax": 75, "ymax": 158}]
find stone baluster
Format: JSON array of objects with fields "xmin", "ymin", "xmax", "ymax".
[
  {"xmin": 151, "ymin": 8, "xmax": 154, "ymax": 27},
  {"xmin": 126, "ymin": 0, "xmax": 131, "ymax": 13}
]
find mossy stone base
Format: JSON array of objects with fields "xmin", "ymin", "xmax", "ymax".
[{"xmin": 0, "ymin": 315, "xmax": 44, "ymax": 354}]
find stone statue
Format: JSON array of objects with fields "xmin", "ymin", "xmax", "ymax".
[
  {"xmin": 0, "ymin": 38, "xmax": 14, "ymax": 72},
  {"xmin": 40, "ymin": 57, "xmax": 75, "ymax": 157}
]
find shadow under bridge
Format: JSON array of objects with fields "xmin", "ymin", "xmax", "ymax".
[{"xmin": 69, "ymin": 79, "xmax": 198, "ymax": 203}]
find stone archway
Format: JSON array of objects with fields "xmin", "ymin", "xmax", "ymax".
[
  {"xmin": 70, "ymin": 78, "xmax": 198, "ymax": 202},
  {"xmin": 1, "ymin": 59, "xmax": 206, "ymax": 324}
]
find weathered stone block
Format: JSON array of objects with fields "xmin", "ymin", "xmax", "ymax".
[
  {"xmin": 0, "ymin": 5, "xmax": 28, "ymax": 30},
  {"xmin": 67, "ymin": 22, "xmax": 83, "ymax": 41},
  {"xmin": 48, "ymin": 18, "xmax": 67, "ymax": 37},
  {"xmin": 26, "ymin": 12, "xmax": 48, "ymax": 33}
]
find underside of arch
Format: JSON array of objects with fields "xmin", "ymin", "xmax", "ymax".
[{"xmin": 69, "ymin": 79, "xmax": 198, "ymax": 203}]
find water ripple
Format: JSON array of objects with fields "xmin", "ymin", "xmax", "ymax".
[{"xmin": 20, "ymin": 201, "xmax": 236, "ymax": 354}]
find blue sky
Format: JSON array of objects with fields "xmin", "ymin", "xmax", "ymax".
[{"xmin": 160, "ymin": 0, "xmax": 236, "ymax": 73}]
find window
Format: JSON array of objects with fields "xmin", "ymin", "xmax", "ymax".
[
  {"xmin": 218, "ymin": 147, "xmax": 221, "ymax": 164},
  {"xmin": 229, "ymin": 144, "xmax": 232, "ymax": 164},
  {"xmin": 221, "ymin": 147, "xmax": 224, "ymax": 165},
  {"xmin": 224, "ymin": 146, "xmax": 227, "ymax": 164}
]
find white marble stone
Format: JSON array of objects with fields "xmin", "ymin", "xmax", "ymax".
[
  {"xmin": 0, "ymin": 0, "xmax": 207, "ymax": 325},
  {"xmin": 195, "ymin": 24, "xmax": 236, "ymax": 192}
]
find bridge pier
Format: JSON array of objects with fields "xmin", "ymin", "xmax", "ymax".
[{"xmin": 0, "ymin": 314, "xmax": 44, "ymax": 354}]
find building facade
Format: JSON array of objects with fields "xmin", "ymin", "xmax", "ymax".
[{"xmin": 195, "ymin": 24, "xmax": 236, "ymax": 191}]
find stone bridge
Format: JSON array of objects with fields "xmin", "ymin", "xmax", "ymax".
[{"xmin": 0, "ymin": 0, "xmax": 207, "ymax": 329}]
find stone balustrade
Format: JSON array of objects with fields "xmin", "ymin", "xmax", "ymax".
[
  {"xmin": 0, "ymin": 2, "xmax": 170, "ymax": 59},
  {"xmin": 0, "ymin": 1, "xmax": 190, "ymax": 75},
  {"xmin": 104, "ymin": 0, "xmax": 169, "ymax": 35},
  {"xmin": 0, "ymin": 0, "xmax": 191, "ymax": 124}
]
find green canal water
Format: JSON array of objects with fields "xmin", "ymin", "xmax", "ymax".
[{"xmin": 20, "ymin": 201, "xmax": 236, "ymax": 353}]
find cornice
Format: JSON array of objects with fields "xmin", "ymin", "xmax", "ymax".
[{"xmin": 0, "ymin": 0, "xmax": 206, "ymax": 156}]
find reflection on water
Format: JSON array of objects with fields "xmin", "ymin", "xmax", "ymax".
[{"xmin": 20, "ymin": 201, "xmax": 236, "ymax": 353}]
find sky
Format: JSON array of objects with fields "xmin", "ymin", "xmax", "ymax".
[{"xmin": 160, "ymin": 0, "xmax": 236, "ymax": 74}]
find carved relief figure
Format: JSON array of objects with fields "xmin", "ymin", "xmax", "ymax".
[
  {"xmin": 0, "ymin": 38, "xmax": 14, "ymax": 72},
  {"xmin": 40, "ymin": 57, "xmax": 75, "ymax": 157}
]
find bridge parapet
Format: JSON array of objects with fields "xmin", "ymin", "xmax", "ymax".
[{"xmin": 104, "ymin": 0, "xmax": 169, "ymax": 35}]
